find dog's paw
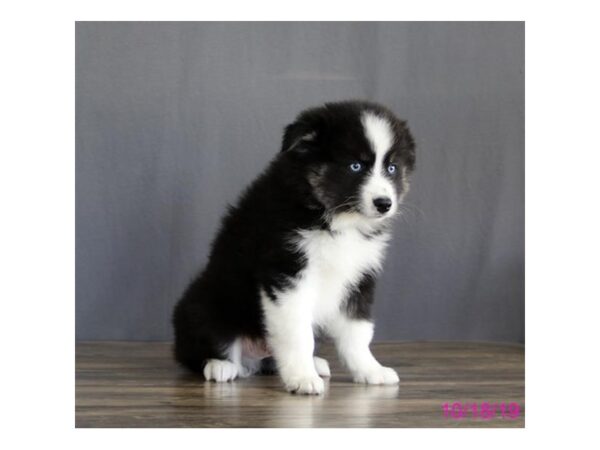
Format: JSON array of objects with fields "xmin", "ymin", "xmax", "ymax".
[
  {"xmin": 353, "ymin": 366, "xmax": 399, "ymax": 385},
  {"xmin": 313, "ymin": 356, "xmax": 331, "ymax": 377},
  {"xmin": 204, "ymin": 359, "xmax": 239, "ymax": 382},
  {"xmin": 284, "ymin": 374, "xmax": 325, "ymax": 395}
]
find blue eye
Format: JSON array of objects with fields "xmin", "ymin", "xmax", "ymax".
[
  {"xmin": 387, "ymin": 164, "xmax": 397, "ymax": 174},
  {"xmin": 350, "ymin": 162, "xmax": 362, "ymax": 172}
]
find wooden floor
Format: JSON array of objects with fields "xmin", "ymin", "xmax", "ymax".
[{"xmin": 76, "ymin": 341, "xmax": 524, "ymax": 428}]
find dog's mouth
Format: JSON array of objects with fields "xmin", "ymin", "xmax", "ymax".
[
  {"xmin": 328, "ymin": 203, "xmax": 393, "ymax": 222},
  {"xmin": 365, "ymin": 210, "xmax": 394, "ymax": 221}
]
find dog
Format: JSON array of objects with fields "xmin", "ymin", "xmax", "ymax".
[{"xmin": 172, "ymin": 100, "xmax": 415, "ymax": 394}]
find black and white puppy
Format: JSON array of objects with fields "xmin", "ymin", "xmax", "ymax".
[{"xmin": 173, "ymin": 100, "xmax": 415, "ymax": 394}]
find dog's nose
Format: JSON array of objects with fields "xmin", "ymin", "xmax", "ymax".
[{"xmin": 373, "ymin": 197, "xmax": 392, "ymax": 214}]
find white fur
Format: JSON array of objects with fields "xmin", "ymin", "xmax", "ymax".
[
  {"xmin": 326, "ymin": 317, "xmax": 399, "ymax": 385},
  {"xmin": 292, "ymin": 224, "xmax": 389, "ymax": 325},
  {"xmin": 313, "ymin": 356, "xmax": 331, "ymax": 377},
  {"xmin": 360, "ymin": 112, "xmax": 398, "ymax": 217},
  {"xmin": 261, "ymin": 222, "xmax": 390, "ymax": 394},
  {"xmin": 204, "ymin": 359, "xmax": 239, "ymax": 382},
  {"xmin": 228, "ymin": 338, "xmax": 263, "ymax": 378},
  {"xmin": 261, "ymin": 281, "xmax": 323, "ymax": 394},
  {"xmin": 204, "ymin": 338, "xmax": 264, "ymax": 382},
  {"xmin": 362, "ymin": 112, "xmax": 394, "ymax": 157}
]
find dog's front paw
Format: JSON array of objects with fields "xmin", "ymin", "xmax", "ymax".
[
  {"xmin": 284, "ymin": 374, "xmax": 325, "ymax": 395},
  {"xmin": 353, "ymin": 366, "xmax": 399, "ymax": 385}
]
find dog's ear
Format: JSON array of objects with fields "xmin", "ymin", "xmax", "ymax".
[{"xmin": 280, "ymin": 120, "xmax": 317, "ymax": 153}]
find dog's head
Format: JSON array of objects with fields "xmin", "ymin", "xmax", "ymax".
[{"xmin": 281, "ymin": 101, "xmax": 415, "ymax": 228}]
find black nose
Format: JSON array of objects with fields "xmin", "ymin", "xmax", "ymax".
[{"xmin": 373, "ymin": 197, "xmax": 392, "ymax": 214}]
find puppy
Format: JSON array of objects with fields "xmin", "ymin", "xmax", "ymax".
[{"xmin": 173, "ymin": 100, "xmax": 415, "ymax": 394}]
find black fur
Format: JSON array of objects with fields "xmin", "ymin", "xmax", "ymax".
[
  {"xmin": 172, "ymin": 100, "xmax": 415, "ymax": 375},
  {"xmin": 345, "ymin": 273, "xmax": 377, "ymax": 320}
]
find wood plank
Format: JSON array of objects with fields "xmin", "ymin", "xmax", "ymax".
[{"xmin": 76, "ymin": 341, "xmax": 524, "ymax": 428}]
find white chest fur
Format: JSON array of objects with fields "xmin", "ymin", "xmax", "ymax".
[{"xmin": 293, "ymin": 225, "xmax": 390, "ymax": 324}]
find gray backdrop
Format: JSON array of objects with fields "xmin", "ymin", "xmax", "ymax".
[{"xmin": 76, "ymin": 22, "xmax": 524, "ymax": 342}]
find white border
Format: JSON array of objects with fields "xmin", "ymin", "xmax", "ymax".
[{"xmin": 1, "ymin": 0, "xmax": 599, "ymax": 447}]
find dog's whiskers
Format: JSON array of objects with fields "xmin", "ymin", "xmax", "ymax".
[{"xmin": 321, "ymin": 195, "xmax": 361, "ymax": 223}]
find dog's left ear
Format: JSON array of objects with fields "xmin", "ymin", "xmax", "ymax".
[{"xmin": 281, "ymin": 120, "xmax": 317, "ymax": 153}]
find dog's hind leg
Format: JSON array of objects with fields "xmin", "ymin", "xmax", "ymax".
[{"xmin": 173, "ymin": 299, "xmax": 240, "ymax": 381}]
